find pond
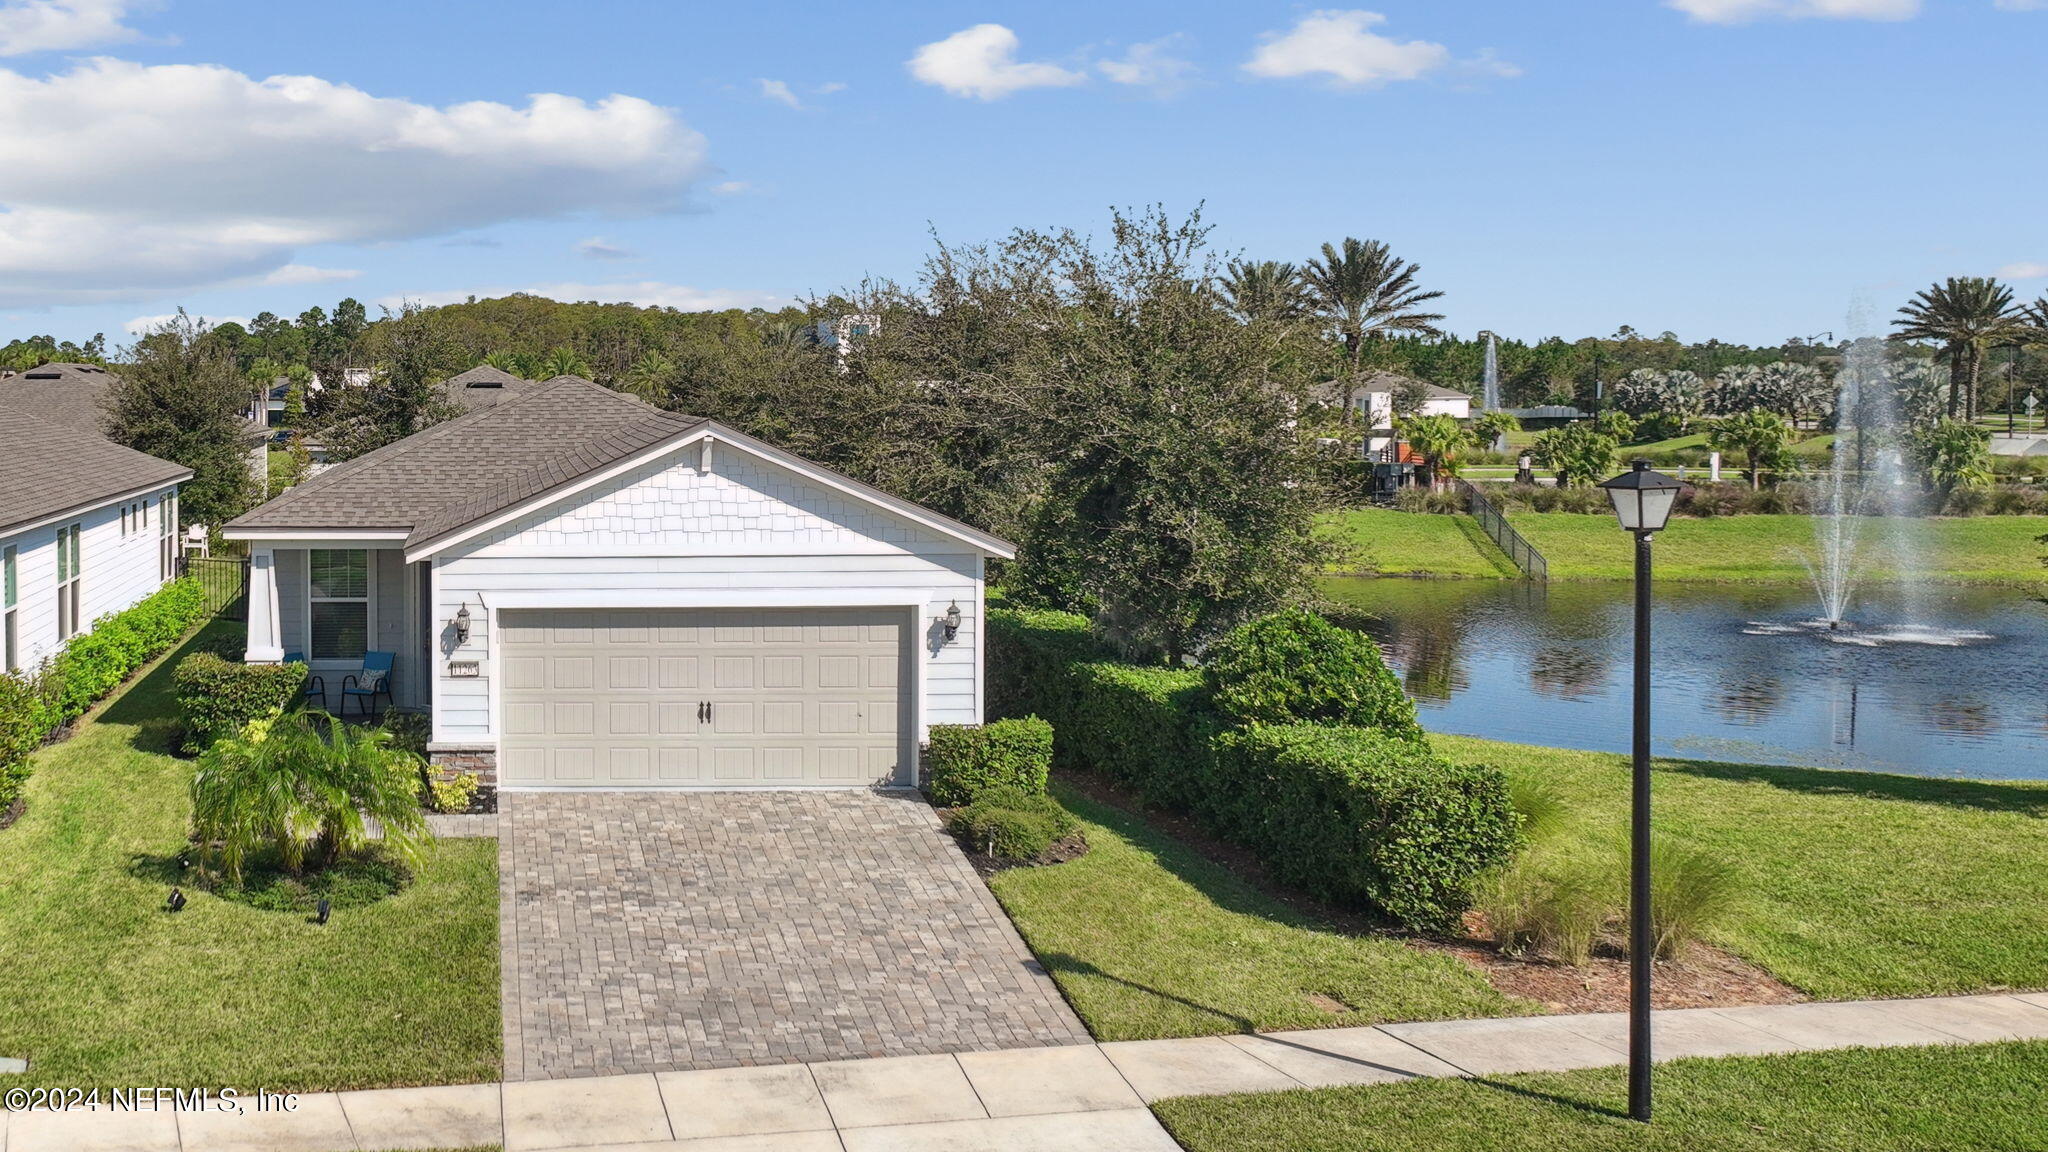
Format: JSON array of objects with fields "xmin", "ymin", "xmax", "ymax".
[{"xmin": 1322, "ymin": 578, "xmax": 2048, "ymax": 781}]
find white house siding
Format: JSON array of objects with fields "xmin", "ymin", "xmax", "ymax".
[
  {"xmin": 1, "ymin": 484, "xmax": 179, "ymax": 672},
  {"xmin": 427, "ymin": 444, "xmax": 985, "ymax": 750}
]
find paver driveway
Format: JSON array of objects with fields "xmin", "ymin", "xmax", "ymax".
[{"xmin": 499, "ymin": 789, "xmax": 1091, "ymax": 1080}]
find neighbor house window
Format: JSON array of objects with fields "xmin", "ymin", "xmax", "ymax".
[
  {"xmin": 158, "ymin": 494, "xmax": 175, "ymax": 581},
  {"xmin": 309, "ymin": 549, "xmax": 369, "ymax": 661},
  {"xmin": 3, "ymin": 543, "xmax": 17, "ymax": 671},
  {"xmin": 55, "ymin": 522, "xmax": 82, "ymax": 640}
]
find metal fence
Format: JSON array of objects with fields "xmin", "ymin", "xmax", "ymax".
[
  {"xmin": 182, "ymin": 555, "xmax": 249, "ymax": 621},
  {"xmin": 1453, "ymin": 478, "xmax": 1548, "ymax": 581}
]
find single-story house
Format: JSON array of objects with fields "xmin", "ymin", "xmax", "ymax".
[
  {"xmin": 223, "ymin": 375, "xmax": 1013, "ymax": 791},
  {"xmin": 0, "ymin": 403, "xmax": 191, "ymax": 673}
]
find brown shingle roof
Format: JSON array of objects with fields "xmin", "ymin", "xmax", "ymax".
[
  {"xmin": 438, "ymin": 365, "xmax": 543, "ymax": 413},
  {"xmin": 227, "ymin": 376, "xmax": 706, "ymax": 549},
  {"xmin": 0, "ymin": 405, "xmax": 192, "ymax": 535},
  {"xmin": 0, "ymin": 362, "xmax": 119, "ymax": 437}
]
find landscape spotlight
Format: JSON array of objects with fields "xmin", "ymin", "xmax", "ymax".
[
  {"xmin": 315, "ymin": 898, "xmax": 331, "ymax": 925},
  {"xmin": 166, "ymin": 888, "xmax": 186, "ymax": 913}
]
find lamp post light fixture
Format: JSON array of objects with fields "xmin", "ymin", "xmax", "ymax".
[
  {"xmin": 940, "ymin": 601, "xmax": 962, "ymax": 642},
  {"xmin": 453, "ymin": 603, "xmax": 472, "ymax": 646},
  {"xmin": 1596, "ymin": 458, "xmax": 1683, "ymax": 1124}
]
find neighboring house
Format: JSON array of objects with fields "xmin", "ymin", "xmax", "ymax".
[
  {"xmin": 1325, "ymin": 372, "xmax": 1475, "ymax": 460},
  {"xmin": 0, "ymin": 405, "xmax": 190, "ymax": 673},
  {"xmin": 0, "ymin": 361, "xmax": 122, "ymax": 434},
  {"xmin": 223, "ymin": 375, "xmax": 1013, "ymax": 791},
  {"xmin": 437, "ymin": 365, "xmax": 542, "ymax": 413}
]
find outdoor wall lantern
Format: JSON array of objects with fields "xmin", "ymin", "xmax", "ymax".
[
  {"xmin": 1595, "ymin": 458, "xmax": 1684, "ymax": 1125},
  {"xmin": 453, "ymin": 603, "xmax": 472, "ymax": 645},
  {"xmin": 940, "ymin": 601, "xmax": 962, "ymax": 642}
]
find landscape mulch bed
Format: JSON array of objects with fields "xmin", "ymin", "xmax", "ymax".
[
  {"xmin": 1054, "ymin": 767, "xmax": 1803, "ymax": 1014},
  {"xmin": 0, "ymin": 796, "xmax": 23, "ymax": 832},
  {"xmin": 951, "ymin": 828, "xmax": 1090, "ymax": 879}
]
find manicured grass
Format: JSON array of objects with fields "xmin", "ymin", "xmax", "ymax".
[
  {"xmin": 1318, "ymin": 508, "xmax": 1516, "ymax": 578},
  {"xmin": 0, "ymin": 621, "xmax": 501, "ymax": 1091},
  {"xmin": 1506, "ymin": 512, "xmax": 2048, "ymax": 585},
  {"xmin": 985, "ymin": 786, "xmax": 1529, "ymax": 1040},
  {"xmin": 1434, "ymin": 734, "xmax": 2048, "ymax": 1000},
  {"xmin": 1154, "ymin": 1041, "xmax": 2048, "ymax": 1152}
]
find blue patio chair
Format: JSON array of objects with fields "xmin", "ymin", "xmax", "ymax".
[
  {"xmin": 340, "ymin": 651, "xmax": 396, "ymax": 720},
  {"xmin": 283, "ymin": 650, "xmax": 324, "ymax": 706}
]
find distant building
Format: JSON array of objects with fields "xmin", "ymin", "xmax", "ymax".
[{"xmin": 1322, "ymin": 371, "xmax": 1474, "ymax": 461}]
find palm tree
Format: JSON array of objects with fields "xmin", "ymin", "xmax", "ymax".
[
  {"xmin": 537, "ymin": 345, "xmax": 592, "ymax": 379},
  {"xmin": 1891, "ymin": 277, "xmax": 2025, "ymax": 421},
  {"xmin": 1219, "ymin": 260, "xmax": 1310, "ymax": 325},
  {"xmin": 1398, "ymin": 412, "xmax": 1473, "ymax": 489},
  {"xmin": 1303, "ymin": 238, "xmax": 1446, "ymax": 366},
  {"xmin": 621, "ymin": 350, "xmax": 675, "ymax": 404},
  {"xmin": 1706, "ymin": 411, "xmax": 1793, "ymax": 490},
  {"xmin": 480, "ymin": 350, "xmax": 523, "ymax": 374}
]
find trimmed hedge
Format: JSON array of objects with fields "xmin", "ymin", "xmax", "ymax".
[
  {"xmin": 1203, "ymin": 608, "xmax": 1422, "ymax": 740},
  {"xmin": 947, "ymin": 786, "xmax": 1078, "ymax": 860},
  {"xmin": 0, "ymin": 577, "xmax": 210, "ymax": 811},
  {"xmin": 927, "ymin": 717, "xmax": 1054, "ymax": 807},
  {"xmin": 173, "ymin": 652, "xmax": 311, "ymax": 752},
  {"xmin": 1212, "ymin": 724, "xmax": 1518, "ymax": 933},
  {"xmin": 987, "ymin": 604, "xmax": 1515, "ymax": 932}
]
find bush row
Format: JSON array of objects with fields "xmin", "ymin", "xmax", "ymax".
[
  {"xmin": 173, "ymin": 652, "xmax": 311, "ymax": 752},
  {"xmin": 987, "ymin": 607, "xmax": 1515, "ymax": 932},
  {"xmin": 927, "ymin": 716, "xmax": 1054, "ymax": 807},
  {"xmin": 0, "ymin": 578, "xmax": 210, "ymax": 812}
]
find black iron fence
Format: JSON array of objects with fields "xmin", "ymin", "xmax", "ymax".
[
  {"xmin": 182, "ymin": 555, "xmax": 249, "ymax": 620},
  {"xmin": 1453, "ymin": 478, "xmax": 1548, "ymax": 581}
]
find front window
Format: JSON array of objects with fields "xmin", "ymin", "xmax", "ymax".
[
  {"xmin": 3, "ymin": 543, "xmax": 17, "ymax": 671},
  {"xmin": 55, "ymin": 522, "xmax": 82, "ymax": 640},
  {"xmin": 309, "ymin": 549, "xmax": 369, "ymax": 661}
]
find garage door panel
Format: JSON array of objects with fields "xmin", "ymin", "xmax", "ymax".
[{"xmin": 499, "ymin": 607, "xmax": 906, "ymax": 788}]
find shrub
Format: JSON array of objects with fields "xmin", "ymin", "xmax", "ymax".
[
  {"xmin": 1068, "ymin": 661, "xmax": 1214, "ymax": 810},
  {"xmin": 1212, "ymin": 725, "xmax": 1518, "ymax": 933},
  {"xmin": 190, "ymin": 711, "xmax": 430, "ymax": 883},
  {"xmin": 382, "ymin": 711, "xmax": 433, "ymax": 758},
  {"xmin": 1643, "ymin": 836, "xmax": 1742, "ymax": 960},
  {"xmin": 1, "ymin": 578, "xmax": 208, "ymax": 812},
  {"xmin": 427, "ymin": 772, "xmax": 481, "ymax": 815},
  {"xmin": 986, "ymin": 608, "xmax": 1099, "ymax": 727},
  {"xmin": 1476, "ymin": 858, "xmax": 1613, "ymax": 966},
  {"xmin": 927, "ymin": 717, "xmax": 1054, "ymax": 807},
  {"xmin": 946, "ymin": 786, "xmax": 1078, "ymax": 860},
  {"xmin": 1203, "ymin": 608, "xmax": 1421, "ymax": 741},
  {"xmin": 174, "ymin": 652, "xmax": 310, "ymax": 753}
]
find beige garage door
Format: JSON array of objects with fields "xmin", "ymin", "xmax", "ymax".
[{"xmin": 497, "ymin": 607, "xmax": 907, "ymax": 788}]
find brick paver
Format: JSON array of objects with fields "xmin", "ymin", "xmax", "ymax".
[{"xmin": 499, "ymin": 789, "xmax": 1091, "ymax": 1080}]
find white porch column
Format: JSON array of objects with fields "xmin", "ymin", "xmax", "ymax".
[{"xmin": 245, "ymin": 545, "xmax": 285, "ymax": 663}]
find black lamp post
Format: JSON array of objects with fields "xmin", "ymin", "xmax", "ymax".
[{"xmin": 1596, "ymin": 459, "xmax": 1682, "ymax": 1124}]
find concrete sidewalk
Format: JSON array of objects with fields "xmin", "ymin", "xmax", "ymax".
[{"xmin": 4, "ymin": 992, "xmax": 2045, "ymax": 1151}]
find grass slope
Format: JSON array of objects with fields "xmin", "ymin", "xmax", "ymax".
[
  {"xmin": 1155, "ymin": 1041, "xmax": 2048, "ymax": 1152},
  {"xmin": 1318, "ymin": 508, "xmax": 1516, "ymax": 578},
  {"xmin": 1435, "ymin": 734, "xmax": 2048, "ymax": 999},
  {"xmin": 0, "ymin": 621, "xmax": 501, "ymax": 1091},
  {"xmin": 985, "ymin": 786, "xmax": 1526, "ymax": 1040},
  {"xmin": 1507, "ymin": 512, "xmax": 2048, "ymax": 584}
]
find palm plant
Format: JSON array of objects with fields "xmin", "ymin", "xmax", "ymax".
[
  {"xmin": 1303, "ymin": 238, "xmax": 1445, "ymax": 366},
  {"xmin": 1398, "ymin": 412, "xmax": 1474, "ymax": 488},
  {"xmin": 1219, "ymin": 260, "xmax": 1310, "ymax": 325},
  {"xmin": 621, "ymin": 350, "xmax": 676, "ymax": 404},
  {"xmin": 537, "ymin": 346, "xmax": 592, "ymax": 379},
  {"xmin": 480, "ymin": 350, "xmax": 523, "ymax": 374},
  {"xmin": 1472, "ymin": 409, "xmax": 1521, "ymax": 449},
  {"xmin": 1909, "ymin": 417, "xmax": 1994, "ymax": 499},
  {"xmin": 1707, "ymin": 410, "xmax": 1794, "ymax": 489},
  {"xmin": 191, "ymin": 711, "xmax": 430, "ymax": 883},
  {"xmin": 1892, "ymin": 277, "xmax": 2026, "ymax": 420}
]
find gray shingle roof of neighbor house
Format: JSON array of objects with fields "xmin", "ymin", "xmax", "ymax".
[
  {"xmin": 0, "ymin": 404, "xmax": 193, "ymax": 535},
  {"xmin": 0, "ymin": 361, "xmax": 120, "ymax": 437},
  {"xmin": 226, "ymin": 374, "xmax": 1017, "ymax": 557},
  {"xmin": 438, "ymin": 364, "xmax": 543, "ymax": 413}
]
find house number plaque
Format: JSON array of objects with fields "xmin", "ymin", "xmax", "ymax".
[{"xmin": 448, "ymin": 660, "xmax": 481, "ymax": 678}]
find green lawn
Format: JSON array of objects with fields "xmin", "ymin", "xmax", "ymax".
[
  {"xmin": 1435, "ymin": 735, "xmax": 2048, "ymax": 1000},
  {"xmin": 1318, "ymin": 508, "xmax": 1516, "ymax": 578},
  {"xmin": 0, "ymin": 620, "xmax": 502, "ymax": 1091},
  {"xmin": 1154, "ymin": 1041, "xmax": 2048, "ymax": 1152},
  {"xmin": 1507, "ymin": 512, "xmax": 2048, "ymax": 585},
  {"xmin": 986, "ymin": 786, "xmax": 1529, "ymax": 1041}
]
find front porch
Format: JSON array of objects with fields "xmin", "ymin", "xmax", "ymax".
[{"xmin": 243, "ymin": 543, "xmax": 433, "ymax": 719}]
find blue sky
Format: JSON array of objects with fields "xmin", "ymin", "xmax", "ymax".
[{"xmin": 1, "ymin": 0, "xmax": 2042, "ymax": 348}]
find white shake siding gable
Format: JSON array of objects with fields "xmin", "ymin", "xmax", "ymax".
[
  {"xmin": 1, "ymin": 483, "xmax": 180, "ymax": 672},
  {"xmin": 427, "ymin": 443, "xmax": 990, "ymax": 746}
]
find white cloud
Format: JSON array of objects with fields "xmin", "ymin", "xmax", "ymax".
[
  {"xmin": 382, "ymin": 282, "xmax": 783, "ymax": 313},
  {"xmin": 263, "ymin": 263, "xmax": 359, "ymax": 285},
  {"xmin": 0, "ymin": 58, "xmax": 710, "ymax": 306},
  {"xmin": 710, "ymin": 180, "xmax": 752, "ymax": 196},
  {"xmin": 908, "ymin": 23, "xmax": 1084, "ymax": 100},
  {"xmin": 1244, "ymin": 10, "xmax": 1451, "ymax": 88},
  {"xmin": 1667, "ymin": 0, "xmax": 1919, "ymax": 23},
  {"xmin": 1098, "ymin": 36, "xmax": 1198, "ymax": 95},
  {"xmin": 1998, "ymin": 262, "xmax": 2048, "ymax": 280},
  {"xmin": 123, "ymin": 310, "xmax": 248, "ymax": 335},
  {"xmin": 815, "ymin": 81, "xmax": 848, "ymax": 95},
  {"xmin": 1993, "ymin": 0, "xmax": 2046, "ymax": 10},
  {"xmin": 575, "ymin": 236, "xmax": 638, "ymax": 261},
  {"xmin": 757, "ymin": 78, "xmax": 801, "ymax": 109},
  {"xmin": 0, "ymin": 0, "xmax": 150, "ymax": 56}
]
